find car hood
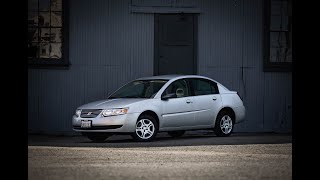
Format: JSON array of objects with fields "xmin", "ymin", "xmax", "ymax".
[{"xmin": 78, "ymin": 98, "xmax": 148, "ymax": 109}]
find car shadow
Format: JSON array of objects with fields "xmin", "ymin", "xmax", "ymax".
[{"xmin": 28, "ymin": 132, "xmax": 292, "ymax": 148}]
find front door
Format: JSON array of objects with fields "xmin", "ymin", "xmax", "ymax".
[
  {"xmin": 154, "ymin": 14, "xmax": 197, "ymax": 75},
  {"xmin": 160, "ymin": 79, "xmax": 195, "ymax": 129}
]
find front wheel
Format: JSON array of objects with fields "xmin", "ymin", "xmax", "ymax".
[
  {"xmin": 213, "ymin": 111, "xmax": 234, "ymax": 137},
  {"xmin": 131, "ymin": 115, "xmax": 158, "ymax": 142}
]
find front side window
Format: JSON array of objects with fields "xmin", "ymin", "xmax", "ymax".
[
  {"xmin": 109, "ymin": 80, "xmax": 168, "ymax": 98},
  {"xmin": 162, "ymin": 79, "xmax": 189, "ymax": 98},
  {"xmin": 190, "ymin": 79, "xmax": 219, "ymax": 95},
  {"xmin": 28, "ymin": 0, "xmax": 68, "ymax": 67}
]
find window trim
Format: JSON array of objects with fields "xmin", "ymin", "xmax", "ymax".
[
  {"xmin": 263, "ymin": 0, "xmax": 292, "ymax": 72},
  {"xmin": 28, "ymin": 0, "xmax": 69, "ymax": 68}
]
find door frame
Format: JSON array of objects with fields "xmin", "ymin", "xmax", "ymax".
[{"xmin": 153, "ymin": 13, "xmax": 198, "ymax": 76}]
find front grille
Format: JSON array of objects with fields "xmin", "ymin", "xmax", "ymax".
[
  {"xmin": 80, "ymin": 109, "xmax": 102, "ymax": 118},
  {"xmin": 73, "ymin": 125, "xmax": 123, "ymax": 130}
]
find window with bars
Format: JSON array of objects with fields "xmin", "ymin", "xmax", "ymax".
[
  {"xmin": 28, "ymin": 0, "xmax": 68, "ymax": 67},
  {"xmin": 264, "ymin": 0, "xmax": 292, "ymax": 72}
]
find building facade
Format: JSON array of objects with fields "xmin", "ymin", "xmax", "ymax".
[{"xmin": 28, "ymin": 0, "xmax": 292, "ymax": 134}]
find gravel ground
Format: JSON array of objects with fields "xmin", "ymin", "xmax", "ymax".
[{"xmin": 28, "ymin": 133, "xmax": 292, "ymax": 180}]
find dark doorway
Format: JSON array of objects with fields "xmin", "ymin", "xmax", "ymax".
[{"xmin": 154, "ymin": 14, "xmax": 197, "ymax": 75}]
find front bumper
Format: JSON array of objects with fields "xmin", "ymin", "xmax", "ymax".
[{"xmin": 72, "ymin": 112, "xmax": 140, "ymax": 133}]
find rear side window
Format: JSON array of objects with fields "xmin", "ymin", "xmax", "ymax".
[{"xmin": 190, "ymin": 78, "xmax": 219, "ymax": 95}]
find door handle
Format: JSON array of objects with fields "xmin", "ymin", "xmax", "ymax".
[
  {"xmin": 212, "ymin": 96, "xmax": 217, "ymax": 101},
  {"xmin": 186, "ymin": 99, "xmax": 192, "ymax": 104}
]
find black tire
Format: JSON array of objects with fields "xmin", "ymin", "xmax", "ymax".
[
  {"xmin": 131, "ymin": 114, "xmax": 158, "ymax": 142},
  {"xmin": 84, "ymin": 132, "xmax": 111, "ymax": 142},
  {"xmin": 213, "ymin": 110, "xmax": 234, "ymax": 137},
  {"xmin": 168, "ymin": 130, "xmax": 185, "ymax": 138}
]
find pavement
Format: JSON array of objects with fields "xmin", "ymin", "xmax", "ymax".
[{"xmin": 28, "ymin": 131, "xmax": 292, "ymax": 180}]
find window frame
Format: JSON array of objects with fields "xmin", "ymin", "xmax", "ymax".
[
  {"xmin": 263, "ymin": 0, "xmax": 292, "ymax": 72},
  {"xmin": 161, "ymin": 79, "xmax": 192, "ymax": 99},
  {"xmin": 188, "ymin": 78, "xmax": 219, "ymax": 96},
  {"xmin": 28, "ymin": 0, "xmax": 69, "ymax": 68}
]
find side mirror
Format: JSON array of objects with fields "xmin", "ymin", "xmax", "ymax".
[{"xmin": 161, "ymin": 93, "xmax": 176, "ymax": 100}]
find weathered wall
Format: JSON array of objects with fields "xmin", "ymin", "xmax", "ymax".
[
  {"xmin": 28, "ymin": 0, "xmax": 154, "ymax": 134},
  {"xmin": 197, "ymin": 0, "xmax": 291, "ymax": 132},
  {"xmin": 28, "ymin": 0, "xmax": 291, "ymax": 134}
]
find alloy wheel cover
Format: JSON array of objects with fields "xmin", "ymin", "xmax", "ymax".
[
  {"xmin": 135, "ymin": 119, "xmax": 155, "ymax": 139},
  {"xmin": 220, "ymin": 115, "xmax": 233, "ymax": 134}
]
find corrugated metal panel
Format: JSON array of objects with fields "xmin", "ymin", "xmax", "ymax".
[
  {"xmin": 263, "ymin": 73, "xmax": 292, "ymax": 132},
  {"xmin": 235, "ymin": 0, "xmax": 265, "ymax": 132},
  {"xmin": 29, "ymin": 0, "xmax": 154, "ymax": 133},
  {"xmin": 198, "ymin": 0, "xmax": 243, "ymax": 69},
  {"xmin": 132, "ymin": 0, "xmax": 197, "ymax": 7},
  {"xmin": 28, "ymin": 70, "xmax": 41, "ymax": 131},
  {"xmin": 37, "ymin": 70, "xmax": 62, "ymax": 132},
  {"xmin": 197, "ymin": 0, "xmax": 291, "ymax": 132}
]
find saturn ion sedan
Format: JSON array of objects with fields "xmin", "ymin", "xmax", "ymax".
[{"xmin": 72, "ymin": 75, "xmax": 245, "ymax": 142}]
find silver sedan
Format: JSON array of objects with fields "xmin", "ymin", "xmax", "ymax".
[{"xmin": 72, "ymin": 75, "xmax": 245, "ymax": 142}]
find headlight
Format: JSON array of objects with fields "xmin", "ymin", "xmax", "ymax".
[
  {"xmin": 101, "ymin": 108, "xmax": 129, "ymax": 117},
  {"xmin": 75, "ymin": 109, "xmax": 81, "ymax": 117}
]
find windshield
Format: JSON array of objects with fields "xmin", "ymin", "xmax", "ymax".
[{"xmin": 109, "ymin": 80, "xmax": 168, "ymax": 98}]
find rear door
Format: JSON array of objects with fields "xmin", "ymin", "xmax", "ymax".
[{"xmin": 189, "ymin": 78, "xmax": 222, "ymax": 126}]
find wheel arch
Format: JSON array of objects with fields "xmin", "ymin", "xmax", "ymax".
[
  {"xmin": 218, "ymin": 107, "xmax": 236, "ymax": 123},
  {"xmin": 138, "ymin": 110, "xmax": 160, "ymax": 130}
]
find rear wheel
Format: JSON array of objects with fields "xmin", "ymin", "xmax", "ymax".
[
  {"xmin": 131, "ymin": 115, "xmax": 158, "ymax": 142},
  {"xmin": 168, "ymin": 130, "xmax": 185, "ymax": 138},
  {"xmin": 213, "ymin": 110, "xmax": 234, "ymax": 137}
]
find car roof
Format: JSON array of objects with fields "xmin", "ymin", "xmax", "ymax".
[{"xmin": 136, "ymin": 74, "xmax": 214, "ymax": 81}]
